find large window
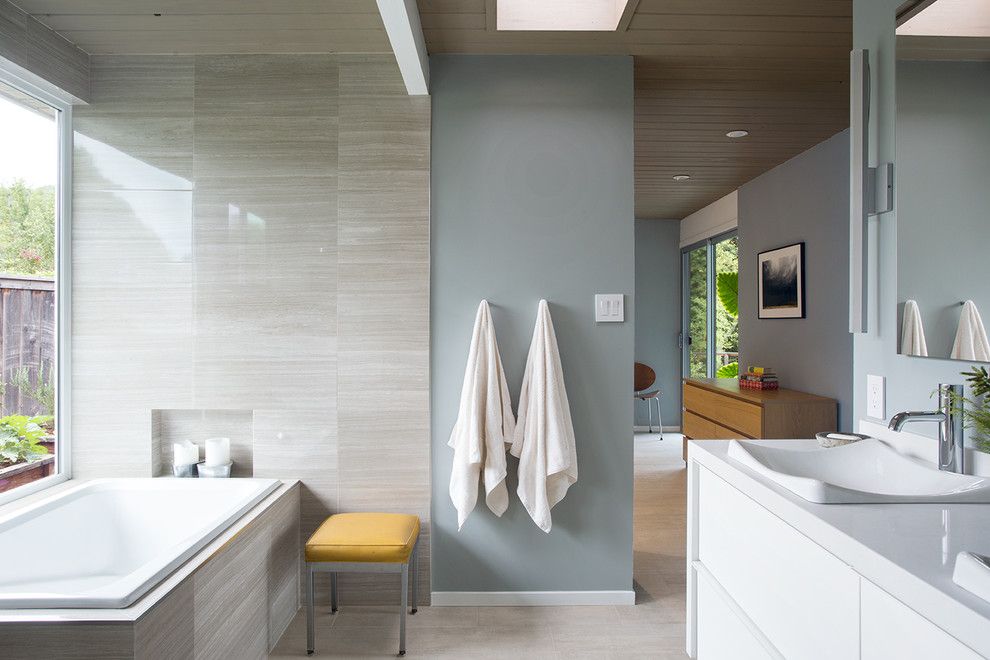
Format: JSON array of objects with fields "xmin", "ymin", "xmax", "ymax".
[
  {"xmin": 683, "ymin": 232, "xmax": 739, "ymax": 379},
  {"xmin": 0, "ymin": 74, "xmax": 69, "ymax": 502}
]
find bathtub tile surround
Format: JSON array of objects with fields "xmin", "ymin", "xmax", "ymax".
[{"xmin": 71, "ymin": 54, "xmax": 431, "ymax": 604}]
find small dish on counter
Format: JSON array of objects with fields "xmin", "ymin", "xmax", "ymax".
[{"xmin": 817, "ymin": 431, "xmax": 871, "ymax": 448}]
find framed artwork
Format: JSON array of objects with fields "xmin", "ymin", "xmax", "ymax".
[{"xmin": 758, "ymin": 242, "xmax": 805, "ymax": 319}]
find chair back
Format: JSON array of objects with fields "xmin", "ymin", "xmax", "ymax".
[{"xmin": 634, "ymin": 362, "xmax": 656, "ymax": 392}]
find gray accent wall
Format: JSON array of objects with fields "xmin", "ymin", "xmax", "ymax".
[
  {"xmin": 738, "ymin": 130, "xmax": 852, "ymax": 431},
  {"xmin": 852, "ymin": 0, "xmax": 976, "ymax": 434},
  {"xmin": 634, "ymin": 219, "xmax": 681, "ymax": 428},
  {"xmin": 430, "ymin": 55, "xmax": 634, "ymax": 593}
]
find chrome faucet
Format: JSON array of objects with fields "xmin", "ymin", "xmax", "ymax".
[{"xmin": 888, "ymin": 383, "xmax": 965, "ymax": 474}]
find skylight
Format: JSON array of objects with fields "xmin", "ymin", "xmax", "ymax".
[
  {"xmin": 898, "ymin": 0, "xmax": 990, "ymax": 37},
  {"xmin": 497, "ymin": 0, "xmax": 632, "ymax": 31}
]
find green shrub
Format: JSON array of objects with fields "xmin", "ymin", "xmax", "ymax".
[{"xmin": 0, "ymin": 414, "xmax": 49, "ymax": 468}]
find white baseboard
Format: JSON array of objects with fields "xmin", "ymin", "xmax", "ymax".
[
  {"xmin": 431, "ymin": 590, "xmax": 636, "ymax": 606},
  {"xmin": 634, "ymin": 425, "xmax": 680, "ymax": 433}
]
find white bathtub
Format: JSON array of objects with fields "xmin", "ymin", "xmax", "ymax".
[{"xmin": 0, "ymin": 477, "xmax": 280, "ymax": 609}]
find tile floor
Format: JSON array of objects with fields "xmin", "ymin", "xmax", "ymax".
[{"xmin": 270, "ymin": 432, "xmax": 687, "ymax": 659}]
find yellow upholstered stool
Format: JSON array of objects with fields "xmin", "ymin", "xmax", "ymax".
[{"xmin": 305, "ymin": 513, "xmax": 420, "ymax": 657}]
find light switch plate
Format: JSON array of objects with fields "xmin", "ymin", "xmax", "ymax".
[
  {"xmin": 867, "ymin": 374, "xmax": 885, "ymax": 420},
  {"xmin": 595, "ymin": 294, "xmax": 624, "ymax": 322}
]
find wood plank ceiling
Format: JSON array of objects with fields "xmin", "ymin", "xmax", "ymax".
[
  {"xmin": 15, "ymin": 0, "xmax": 852, "ymax": 219},
  {"xmin": 419, "ymin": 0, "xmax": 852, "ymax": 219},
  {"xmin": 10, "ymin": 0, "xmax": 392, "ymax": 54}
]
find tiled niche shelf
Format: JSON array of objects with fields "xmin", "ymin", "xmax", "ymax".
[{"xmin": 152, "ymin": 409, "xmax": 254, "ymax": 477}]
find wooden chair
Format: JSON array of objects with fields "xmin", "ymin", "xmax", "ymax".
[{"xmin": 634, "ymin": 362, "xmax": 664, "ymax": 438}]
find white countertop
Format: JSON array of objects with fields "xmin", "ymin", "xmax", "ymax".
[{"xmin": 690, "ymin": 438, "xmax": 990, "ymax": 657}]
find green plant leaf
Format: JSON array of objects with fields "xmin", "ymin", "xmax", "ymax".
[
  {"xmin": 716, "ymin": 361, "xmax": 739, "ymax": 379},
  {"xmin": 716, "ymin": 271, "xmax": 739, "ymax": 318}
]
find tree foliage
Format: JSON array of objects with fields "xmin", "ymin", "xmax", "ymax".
[
  {"xmin": 688, "ymin": 237, "xmax": 739, "ymax": 378},
  {"xmin": 0, "ymin": 180, "xmax": 56, "ymax": 276}
]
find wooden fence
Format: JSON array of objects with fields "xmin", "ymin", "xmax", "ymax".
[{"xmin": 0, "ymin": 275, "xmax": 55, "ymax": 417}]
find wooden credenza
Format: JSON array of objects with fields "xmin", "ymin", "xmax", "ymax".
[{"xmin": 682, "ymin": 377, "xmax": 837, "ymax": 460}]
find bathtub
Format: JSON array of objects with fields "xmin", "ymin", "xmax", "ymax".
[{"xmin": 0, "ymin": 477, "xmax": 280, "ymax": 609}]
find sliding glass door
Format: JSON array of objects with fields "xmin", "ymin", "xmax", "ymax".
[{"xmin": 682, "ymin": 232, "xmax": 738, "ymax": 379}]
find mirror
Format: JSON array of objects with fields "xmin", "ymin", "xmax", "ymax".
[{"xmin": 896, "ymin": 0, "xmax": 990, "ymax": 362}]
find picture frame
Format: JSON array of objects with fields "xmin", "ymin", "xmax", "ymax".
[{"xmin": 758, "ymin": 242, "xmax": 805, "ymax": 319}]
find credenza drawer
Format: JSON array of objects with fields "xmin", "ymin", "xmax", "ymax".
[
  {"xmin": 683, "ymin": 411, "xmax": 748, "ymax": 440},
  {"xmin": 684, "ymin": 383, "xmax": 762, "ymax": 437}
]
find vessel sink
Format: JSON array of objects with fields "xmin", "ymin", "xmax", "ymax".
[
  {"xmin": 726, "ymin": 438, "xmax": 990, "ymax": 504},
  {"xmin": 954, "ymin": 551, "xmax": 990, "ymax": 602}
]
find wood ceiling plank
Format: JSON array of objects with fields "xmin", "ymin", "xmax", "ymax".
[
  {"xmin": 17, "ymin": 0, "xmax": 381, "ymax": 15},
  {"xmin": 38, "ymin": 13, "xmax": 384, "ymax": 31},
  {"xmin": 58, "ymin": 29, "xmax": 391, "ymax": 54},
  {"xmin": 633, "ymin": 0, "xmax": 852, "ymax": 17},
  {"xmin": 629, "ymin": 14, "xmax": 851, "ymax": 32},
  {"xmin": 419, "ymin": 13, "xmax": 488, "ymax": 30}
]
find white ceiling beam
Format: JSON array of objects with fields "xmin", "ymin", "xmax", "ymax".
[{"xmin": 376, "ymin": 0, "xmax": 429, "ymax": 96}]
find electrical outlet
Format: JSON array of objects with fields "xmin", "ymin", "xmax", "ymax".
[{"xmin": 867, "ymin": 374, "xmax": 885, "ymax": 420}]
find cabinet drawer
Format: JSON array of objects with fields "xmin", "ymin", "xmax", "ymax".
[
  {"xmin": 684, "ymin": 384, "xmax": 762, "ymax": 437},
  {"xmin": 861, "ymin": 580, "xmax": 980, "ymax": 660},
  {"xmin": 697, "ymin": 568, "xmax": 774, "ymax": 660},
  {"xmin": 698, "ymin": 467, "xmax": 859, "ymax": 659},
  {"xmin": 684, "ymin": 411, "xmax": 748, "ymax": 440}
]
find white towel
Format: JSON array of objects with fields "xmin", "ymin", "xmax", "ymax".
[
  {"xmin": 510, "ymin": 300, "xmax": 577, "ymax": 533},
  {"xmin": 901, "ymin": 300, "xmax": 928, "ymax": 357},
  {"xmin": 951, "ymin": 300, "xmax": 990, "ymax": 362},
  {"xmin": 448, "ymin": 300, "xmax": 515, "ymax": 530}
]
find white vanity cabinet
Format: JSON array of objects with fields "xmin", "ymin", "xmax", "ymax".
[
  {"xmin": 689, "ymin": 459, "xmax": 986, "ymax": 659},
  {"xmin": 861, "ymin": 581, "xmax": 982, "ymax": 660},
  {"xmin": 695, "ymin": 467, "xmax": 860, "ymax": 659}
]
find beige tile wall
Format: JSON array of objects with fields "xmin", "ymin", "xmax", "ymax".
[{"xmin": 72, "ymin": 54, "xmax": 430, "ymax": 604}]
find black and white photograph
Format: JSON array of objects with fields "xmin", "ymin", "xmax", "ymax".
[{"xmin": 758, "ymin": 242, "xmax": 805, "ymax": 319}]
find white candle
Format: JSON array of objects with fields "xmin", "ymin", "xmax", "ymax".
[
  {"xmin": 173, "ymin": 440, "xmax": 198, "ymax": 467},
  {"xmin": 205, "ymin": 437, "xmax": 231, "ymax": 467}
]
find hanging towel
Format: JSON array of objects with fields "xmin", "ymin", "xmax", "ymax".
[
  {"xmin": 448, "ymin": 300, "xmax": 516, "ymax": 530},
  {"xmin": 951, "ymin": 300, "xmax": 990, "ymax": 362},
  {"xmin": 901, "ymin": 300, "xmax": 929, "ymax": 357},
  {"xmin": 511, "ymin": 300, "xmax": 578, "ymax": 533}
]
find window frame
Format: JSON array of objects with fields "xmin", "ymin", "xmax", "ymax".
[{"xmin": 0, "ymin": 68, "xmax": 72, "ymax": 507}]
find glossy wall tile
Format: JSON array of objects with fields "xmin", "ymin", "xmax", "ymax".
[{"xmin": 72, "ymin": 54, "xmax": 430, "ymax": 603}]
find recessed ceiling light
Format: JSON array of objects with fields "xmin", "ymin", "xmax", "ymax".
[
  {"xmin": 726, "ymin": 130, "xmax": 749, "ymax": 138},
  {"xmin": 672, "ymin": 174, "xmax": 691, "ymax": 181}
]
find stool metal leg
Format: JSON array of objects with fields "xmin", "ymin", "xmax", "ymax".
[
  {"xmin": 646, "ymin": 397, "xmax": 654, "ymax": 433},
  {"xmin": 399, "ymin": 563, "xmax": 408, "ymax": 656},
  {"xmin": 330, "ymin": 572, "xmax": 338, "ymax": 614},
  {"xmin": 410, "ymin": 542, "xmax": 418, "ymax": 614},
  {"xmin": 306, "ymin": 565, "xmax": 315, "ymax": 655},
  {"xmin": 655, "ymin": 397, "xmax": 664, "ymax": 440}
]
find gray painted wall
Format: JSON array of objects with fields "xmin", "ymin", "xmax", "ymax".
[
  {"xmin": 738, "ymin": 130, "xmax": 852, "ymax": 431},
  {"xmin": 896, "ymin": 60, "xmax": 990, "ymax": 361},
  {"xmin": 634, "ymin": 219, "xmax": 681, "ymax": 428},
  {"xmin": 853, "ymin": 0, "xmax": 978, "ymax": 436},
  {"xmin": 430, "ymin": 55, "xmax": 634, "ymax": 593}
]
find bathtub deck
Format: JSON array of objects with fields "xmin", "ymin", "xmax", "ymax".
[{"xmin": 0, "ymin": 479, "xmax": 300, "ymax": 659}]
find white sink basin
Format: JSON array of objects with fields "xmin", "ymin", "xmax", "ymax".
[
  {"xmin": 954, "ymin": 551, "xmax": 990, "ymax": 602},
  {"xmin": 726, "ymin": 438, "xmax": 990, "ymax": 504}
]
